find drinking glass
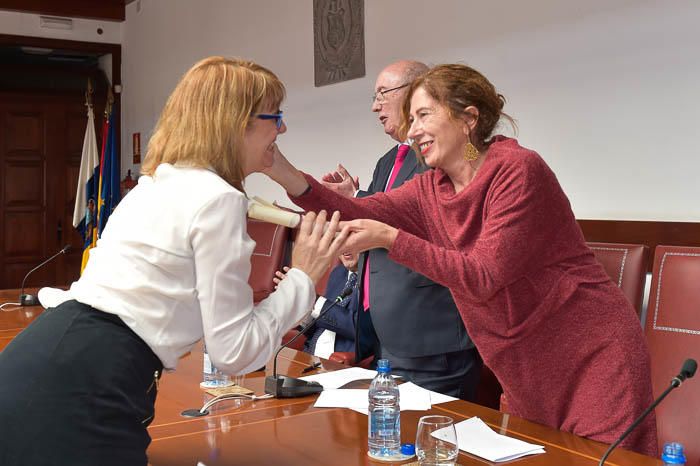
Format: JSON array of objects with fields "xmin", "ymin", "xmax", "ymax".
[{"xmin": 415, "ymin": 415, "xmax": 459, "ymax": 466}]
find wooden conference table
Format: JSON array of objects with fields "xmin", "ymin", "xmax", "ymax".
[{"xmin": 0, "ymin": 289, "xmax": 661, "ymax": 465}]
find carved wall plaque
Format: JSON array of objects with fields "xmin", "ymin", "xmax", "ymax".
[{"xmin": 313, "ymin": 0, "xmax": 365, "ymax": 87}]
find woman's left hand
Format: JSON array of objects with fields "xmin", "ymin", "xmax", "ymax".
[
  {"xmin": 340, "ymin": 219, "xmax": 399, "ymax": 253},
  {"xmin": 261, "ymin": 144, "xmax": 310, "ymax": 197}
]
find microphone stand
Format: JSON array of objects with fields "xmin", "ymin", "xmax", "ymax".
[
  {"xmin": 598, "ymin": 358, "xmax": 697, "ymax": 465},
  {"xmin": 19, "ymin": 245, "xmax": 71, "ymax": 306},
  {"xmin": 265, "ymin": 286, "xmax": 354, "ymax": 398}
]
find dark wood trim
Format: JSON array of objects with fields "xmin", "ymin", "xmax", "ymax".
[
  {"xmin": 0, "ymin": 0, "xmax": 125, "ymax": 22},
  {"xmin": 578, "ymin": 219, "xmax": 700, "ymax": 271},
  {"xmin": 0, "ymin": 33, "xmax": 122, "ymax": 174},
  {"xmin": 0, "ymin": 34, "xmax": 121, "ymax": 85}
]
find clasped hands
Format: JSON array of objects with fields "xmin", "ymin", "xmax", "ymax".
[
  {"xmin": 294, "ymin": 211, "xmax": 397, "ymax": 269},
  {"xmin": 279, "ymin": 213, "xmax": 396, "ymax": 289}
]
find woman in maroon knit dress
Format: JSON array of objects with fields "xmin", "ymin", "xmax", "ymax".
[{"xmin": 265, "ymin": 64, "xmax": 657, "ymax": 456}]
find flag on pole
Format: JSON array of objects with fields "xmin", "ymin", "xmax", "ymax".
[
  {"xmin": 97, "ymin": 106, "xmax": 121, "ymax": 237},
  {"xmin": 73, "ymin": 106, "xmax": 100, "ymax": 273}
]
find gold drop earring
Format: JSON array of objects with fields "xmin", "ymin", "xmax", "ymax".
[{"xmin": 463, "ymin": 141, "xmax": 479, "ymax": 162}]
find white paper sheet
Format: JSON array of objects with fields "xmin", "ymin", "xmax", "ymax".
[
  {"xmin": 437, "ymin": 417, "xmax": 545, "ymax": 462},
  {"xmin": 300, "ymin": 367, "xmax": 379, "ymax": 389},
  {"xmin": 399, "ymin": 382, "xmax": 456, "ymax": 407},
  {"xmin": 314, "ymin": 389, "xmax": 369, "ymax": 410},
  {"xmin": 314, "ymin": 382, "xmax": 434, "ymax": 414}
]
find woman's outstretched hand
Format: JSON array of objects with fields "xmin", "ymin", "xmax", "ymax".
[
  {"xmin": 261, "ymin": 144, "xmax": 310, "ymax": 197},
  {"xmin": 291, "ymin": 210, "xmax": 350, "ymax": 284},
  {"xmin": 340, "ymin": 219, "xmax": 399, "ymax": 254}
]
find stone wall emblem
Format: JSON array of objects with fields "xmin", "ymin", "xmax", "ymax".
[{"xmin": 314, "ymin": 0, "xmax": 365, "ymax": 87}]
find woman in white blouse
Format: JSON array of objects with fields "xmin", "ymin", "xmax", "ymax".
[{"xmin": 0, "ymin": 57, "xmax": 348, "ymax": 466}]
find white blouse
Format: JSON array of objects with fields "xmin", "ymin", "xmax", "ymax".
[{"xmin": 60, "ymin": 163, "xmax": 315, "ymax": 374}]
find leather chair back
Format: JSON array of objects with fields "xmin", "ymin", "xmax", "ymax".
[
  {"xmin": 247, "ymin": 219, "xmax": 290, "ymax": 303},
  {"xmin": 588, "ymin": 242, "xmax": 649, "ymax": 317},
  {"xmin": 644, "ymin": 245, "xmax": 700, "ymax": 465}
]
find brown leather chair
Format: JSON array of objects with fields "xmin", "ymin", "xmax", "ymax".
[
  {"xmin": 588, "ymin": 242, "xmax": 649, "ymax": 317},
  {"xmin": 644, "ymin": 245, "xmax": 700, "ymax": 465},
  {"xmin": 247, "ymin": 219, "xmax": 291, "ymax": 303},
  {"xmin": 248, "ymin": 219, "xmax": 307, "ymax": 350}
]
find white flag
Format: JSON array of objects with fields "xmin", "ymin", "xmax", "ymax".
[{"xmin": 73, "ymin": 106, "xmax": 100, "ymax": 231}]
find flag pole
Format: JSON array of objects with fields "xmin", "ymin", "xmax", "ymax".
[
  {"xmin": 104, "ymin": 85, "xmax": 114, "ymax": 118},
  {"xmin": 85, "ymin": 78, "xmax": 93, "ymax": 109}
]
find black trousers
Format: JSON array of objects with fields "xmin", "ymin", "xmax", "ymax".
[{"xmin": 0, "ymin": 300, "xmax": 163, "ymax": 466}]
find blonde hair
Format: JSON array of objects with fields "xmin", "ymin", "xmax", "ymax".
[{"xmin": 141, "ymin": 56, "xmax": 285, "ymax": 192}]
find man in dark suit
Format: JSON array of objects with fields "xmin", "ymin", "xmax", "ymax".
[
  {"xmin": 302, "ymin": 252, "xmax": 362, "ymax": 358},
  {"xmin": 321, "ymin": 60, "xmax": 481, "ymax": 399}
]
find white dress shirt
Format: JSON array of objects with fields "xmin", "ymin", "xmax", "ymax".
[{"xmin": 51, "ymin": 163, "xmax": 315, "ymax": 374}]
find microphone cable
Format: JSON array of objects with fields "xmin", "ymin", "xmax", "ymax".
[
  {"xmin": 598, "ymin": 358, "xmax": 697, "ymax": 465},
  {"xmin": 0, "ymin": 301, "xmax": 22, "ymax": 312}
]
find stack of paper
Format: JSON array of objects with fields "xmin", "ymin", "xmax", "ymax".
[{"xmin": 437, "ymin": 417, "xmax": 545, "ymax": 462}]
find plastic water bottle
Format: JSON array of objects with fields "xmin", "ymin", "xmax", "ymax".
[
  {"xmin": 200, "ymin": 344, "xmax": 233, "ymax": 388},
  {"xmin": 368, "ymin": 359, "xmax": 401, "ymax": 459},
  {"xmin": 662, "ymin": 442, "xmax": 686, "ymax": 465}
]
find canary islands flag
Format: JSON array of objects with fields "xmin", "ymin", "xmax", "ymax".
[{"xmin": 72, "ymin": 106, "xmax": 100, "ymax": 273}]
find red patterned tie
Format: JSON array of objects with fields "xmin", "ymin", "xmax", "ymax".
[{"xmin": 362, "ymin": 144, "xmax": 411, "ymax": 311}]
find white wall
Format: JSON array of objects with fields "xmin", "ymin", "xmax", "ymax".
[
  {"xmin": 0, "ymin": 10, "xmax": 121, "ymax": 44},
  {"xmin": 122, "ymin": 0, "xmax": 700, "ymax": 221}
]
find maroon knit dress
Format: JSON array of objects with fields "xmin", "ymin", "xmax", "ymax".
[{"xmin": 293, "ymin": 136, "xmax": 657, "ymax": 456}]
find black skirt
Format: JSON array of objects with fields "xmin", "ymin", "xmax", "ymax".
[{"xmin": 0, "ymin": 300, "xmax": 163, "ymax": 466}]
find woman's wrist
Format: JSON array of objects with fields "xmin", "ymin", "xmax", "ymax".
[
  {"xmin": 283, "ymin": 170, "xmax": 310, "ymax": 197},
  {"xmin": 384, "ymin": 226, "xmax": 399, "ymax": 250}
]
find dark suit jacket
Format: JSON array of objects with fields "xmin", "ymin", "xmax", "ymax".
[
  {"xmin": 304, "ymin": 264, "xmax": 359, "ymax": 354},
  {"xmin": 356, "ymin": 145, "xmax": 472, "ymax": 359}
]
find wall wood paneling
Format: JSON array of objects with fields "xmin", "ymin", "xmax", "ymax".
[
  {"xmin": 578, "ymin": 219, "xmax": 700, "ymax": 271},
  {"xmin": 0, "ymin": 0, "xmax": 125, "ymax": 22}
]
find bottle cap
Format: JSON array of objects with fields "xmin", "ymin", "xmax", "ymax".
[
  {"xmin": 376, "ymin": 358, "xmax": 391, "ymax": 373},
  {"xmin": 661, "ymin": 442, "xmax": 686, "ymax": 464},
  {"xmin": 401, "ymin": 443, "xmax": 415, "ymax": 455}
]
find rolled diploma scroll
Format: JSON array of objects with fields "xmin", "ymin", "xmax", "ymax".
[{"xmin": 247, "ymin": 202, "xmax": 301, "ymax": 228}]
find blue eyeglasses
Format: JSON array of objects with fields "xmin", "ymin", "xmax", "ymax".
[{"xmin": 255, "ymin": 111, "xmax": 284, "ymax": 129}]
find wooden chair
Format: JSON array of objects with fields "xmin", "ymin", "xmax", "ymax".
[
  {"xmin": 588, "ymin": 242, "xmax": 649, "ymax": 317},
  {"xmin": 644, "ymin": 245, "xmax": 700, "ymax": 465}
]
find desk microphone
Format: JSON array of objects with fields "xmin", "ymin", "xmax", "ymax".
[
  {"xmin": 19, "ymin": 245, "xmax": 71, "ymax": 306},
  {"xmin": 598, "ymin": 358, "xmax": 697, "ymax": 465},
  {"xmin": 265, "ymin": 285, "xmax": 354, "ymax": 398}
]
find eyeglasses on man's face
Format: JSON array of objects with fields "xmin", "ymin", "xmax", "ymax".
[
  {"xmin": 372, "ymin": 83, "xmax": 409, "ymax": 103},
  {"xmin": 255, "ymin": 111, "xmax": 284, "ymax": 130}
]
